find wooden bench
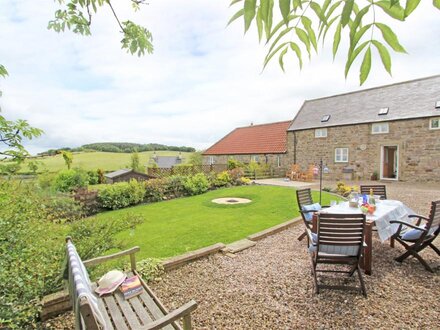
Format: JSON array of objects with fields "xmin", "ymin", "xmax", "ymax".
[{"xmin": 66, "ymin": 237, "xmax": 197, "ymax": 330}]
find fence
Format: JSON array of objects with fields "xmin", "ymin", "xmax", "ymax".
[
  {"xmin": 242, "ymin": 167, "xmax": 287, "ymax": 180},
  {"xmin": 147, "ymin": 164, "xmax": 228, "ymax": 178}
]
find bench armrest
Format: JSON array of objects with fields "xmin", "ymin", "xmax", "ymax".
[
  {"xmin": 140, "ymin": 300, "xmax": 198, "ymax": 330},
  {"xmin": 83, "ymin": 246, "xmax": 140, "ymax": 268}
]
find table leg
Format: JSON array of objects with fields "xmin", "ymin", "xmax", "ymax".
[
  {"xmin": 312, "ymin": 213, "xmax": 318, "ymax": 233},
  {"xmin": 363, "ymin": 222, "xmax": 373, "ymax": 275}
]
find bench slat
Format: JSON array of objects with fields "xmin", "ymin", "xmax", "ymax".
[
  {"xmin": 114, "ymin": 291, "xmax": 142, "ymax": 329},
  {"xmin": 130, "ymin": 295, "xmax": 153, "ymax": 325},
  {"xmin": 138, "ymin": 293, "xmax": 176, "ymax": 330},
  {"xmin": 97, "ymin": 296, "xmax": 115, "ymax": 330},
  {"xmin": 103, "ymin": 295, "xmax": 129, "ymax": 330}
]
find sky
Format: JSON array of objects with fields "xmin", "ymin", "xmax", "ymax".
[{"xmin": 0, "ymin": 0, "xmax": 439, "ymax": 155}]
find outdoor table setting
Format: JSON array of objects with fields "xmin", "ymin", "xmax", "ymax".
[{"xmin": 313, "ymin": 196, "xmax": 415, "ymax": 275}]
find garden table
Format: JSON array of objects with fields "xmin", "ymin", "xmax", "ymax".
[{"xmin": 314, "ymin": 200, "xmax": 414, "ymax": 275}]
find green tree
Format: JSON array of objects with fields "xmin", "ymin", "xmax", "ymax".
[
  {"xmin": 62, "ymin": 150, "xmax": 73, "ymax": 169},
  {"xmin": 189, "ymin": 151, "xmax": 203, "ymax": 166},
  {"xmin": 130, "ymin": 150, "xmax": 144, "ymax": 172},
  {"xmin": 229, "ymin": 0, "xmax": 440, "ymax": 84},
  {"xmin": 27, "ymin": 161, "xmax": 40, "ymax": 174}
]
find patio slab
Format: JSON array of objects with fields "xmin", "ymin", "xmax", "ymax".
[
  {"xmin": 254, "ymin": 178, "xmax": 316, "ymax": 188},
  {"xmin": 221, "ymin": 239, "xmax": 256, "ymax": 254}
]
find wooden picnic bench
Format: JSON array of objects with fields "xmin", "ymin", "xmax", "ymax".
[{"xmin": 66, "ymin": 237, "xmax": 197, "ymax": 330}]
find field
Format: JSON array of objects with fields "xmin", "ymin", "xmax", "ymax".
[
  {"xmin": 94, "ymin": 185, "xmax": 340, "ymax": 259},
  {"xmin": 19, "ymin": 151, "xmax": 194, "ymax": 173}
]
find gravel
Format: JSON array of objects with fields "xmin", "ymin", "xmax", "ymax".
[{"xmin": 43, "ymin": 182, "xmax": 440, "ymax": 329}]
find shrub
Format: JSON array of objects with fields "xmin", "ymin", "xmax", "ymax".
[
  {"xmin": 335, "ymin": 181, "xmax": 359, "ymax": 197},
  {"xmin": 228, "ymin": 168, "xmax": 246, "ymax": 185},
  {"xmin": 53, "ymin": 168, "xmax": 89, "ymax": 192},
  {"xmin": 167, "ymin": 175, "xmax": 186, "ymax": 198},
  {"xmin": 213, "ymin": 171, "xmax": 232, "ymax": 187},
  {"xmin": 98, "ymin": 179, "xmax": 146, "ymax": 210},
  {"xmin": 97, "ymin": 168, "xmax": 106, "ymax": 184},
  {"xmin": 44, "ymin": 194, "xmax": 84, "ymax": 223},
  {"xmin": 87, "ymin": 170, "xmax": 100, "ymax": 185},
  {"xmin": 135, "ymin": 258, "xmax": 164, "ymax": 282},
  {"xmin": 144, "ymin": 178, "xmax": 168, "ymax": 202},
  {"xmin": 38, "ymin": 171, "xmax": 56, "ymax": 190},
  {"xmin": 227, "ymin": 158, "xmax": 244, "ymax": 170},
  {"xmin": 183, "ymin": 173, "xmax": 210, "ymax": 196}
]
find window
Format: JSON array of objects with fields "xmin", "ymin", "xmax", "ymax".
[
  {"xmin": 252, "ymin": 155, "xmax": 259, "ymax": 162},
  {"xmin": 430, "ymin": 118, "xmax": 440, "ymax": 130},
  {"xmin": 378, "ymin": 107, "xmax": 389, "ymax": 115},
  {"xmin": 321, "ymin": 115, "xmax": 331, "ymax": 122},
  {"xmin": 315, "ymin": 128, "xmax": 328, "ymax": 138},
  {"xmin": 335, "ymin": 148, "xmax": 349, "ymax": 163},
  {"xmin": 208, "ymin": 156, "xmax": 215, "ymax": 165},
  {"xmin": 277, "ymin": 155, "xmax": 281, "ymax": 168},
  {"xmin": 435, "ymin": 101, "xmax": 440, "ymax": 109},
  {"xmin": 372, "ymin": 123, "xmax": 389, "ymax": 134}
]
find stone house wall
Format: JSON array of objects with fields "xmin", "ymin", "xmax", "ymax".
[{"xmin": 286, "ymin": 117, "xmax": 440, "ymax": 182}]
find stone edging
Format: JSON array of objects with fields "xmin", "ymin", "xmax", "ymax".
[{"xmin": 247, "ymin": 217, "xmax": 302, "ymax": 241}]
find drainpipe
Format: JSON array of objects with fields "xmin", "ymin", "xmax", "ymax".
[{"xmin": 293, "ymin": 132, "xmax": 297, "ymax": 164}]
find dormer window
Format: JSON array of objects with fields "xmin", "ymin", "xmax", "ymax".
[
  {"xmin": 321, "ymin": 115, "xmax": 330, "ymax": 122},
  {"xmin": 378, "ymin": 107, "xmax": 389, "ymax": 115},
  {"xmin": 435, "ymin": 101, "xmax": 440, "ymax": 109}
]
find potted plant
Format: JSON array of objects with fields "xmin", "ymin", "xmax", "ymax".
[{"xmin": 371, "ymin": 170, "xmax": 379, "ymax": 181}]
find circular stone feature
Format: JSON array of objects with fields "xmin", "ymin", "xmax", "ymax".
[{"xmin": 212, "ymin": 197, "xmax": 252, "ymax": 205}]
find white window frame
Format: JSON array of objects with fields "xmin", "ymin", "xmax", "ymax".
[
  {"xmin": 429, "ymin": 117, "xmax": 440, "ymax": 130},
  {"xmin": 372, "ymin": 123, "xmax": 389, "ymax": 134},
  {"xmin": 314, "ymin": 128, "xmax": 328, "ymax": 138},
  {"xmin": 277, "ymin": 155, "xmax": 281, "ymax": 168},
  {"xmin": 335, "ymin": 148, "xmax": 349, "ymax": 163},
  {"xmin": 208, "ymin": 156, "xmax": 215, "ymax": 165},
  {"xmin": 252, "ymin": 155, "xmax": 260, "ymax": 163}
]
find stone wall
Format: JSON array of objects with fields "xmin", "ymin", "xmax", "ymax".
[
  {"xmin": 286, "ymin": 118, "xmax": 440, "ymax": 182},
  {"xmin": 202, "ymin": 153, "xmax": 289, "ymax": 169}
]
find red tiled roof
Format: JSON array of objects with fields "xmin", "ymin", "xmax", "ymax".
[{"xmin": 203, "ymin": 120, "xmax": 291, "ymax": 155}]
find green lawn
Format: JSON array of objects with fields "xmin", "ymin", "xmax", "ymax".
[
  {"xmin": 95, "ymin": 185, "xmax": 339, "ymax": 259},
  {"xmin": 20, "ymin": 150, "xmax": 194, "ymax": 173}
]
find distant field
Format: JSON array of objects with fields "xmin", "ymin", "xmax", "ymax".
[{"xmin": 19, "ymin": 151, "xmax": 194, "ymax": 173}]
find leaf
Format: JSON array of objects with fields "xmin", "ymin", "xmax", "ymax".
[
  {"xmin": 349, "ymin": 4, "xmax": 370, "ymax": 42},
  {"xmin": 375, "ymin": 1, "xmax": 405, "ymax": 20},
  {"xmin": 256, "ymin": 8, "xmax": 263, "ymax": 42},
  {"xmin": 349, "ymin": 24, "xmax": 372, "ymax": 55},
  {"xmin": 292, "ymin": 0, "xmax": 302, "ymax": 10},
  {"xmin": 244, "ymin": 0, "xmax": 257, "ymax": 32},
  {"xmin": 359, "ymin": 46, "xmax": 371, "ymax": 85},
  {"xmin": 333, "ymin": 23, "xmax": 341, "ymax": 59},
  {"xmin": 375, "ymin": 23, "xmax": 407, "ymax": 53},
  {"xmin": 372, "ymin": 40, "xmax": 392, "ymax": 74},
  {"xmin": 260, "ymin": 0, "xmax": 269, "ymax": 21},
  {"xmin": 345, "ymin": 40, "xmax": 369, "ymax": 77},
  {"xmin": 264, "ymin": 0, "xmax": 274, "ymax": 39},
  {"xmin": 0, "ymin": 65, "xmax": 8, "ymax": 78},
  {"xmin": 227, "ymin": 8, "xmax": 244, "ymax": 26},
  {"xmin": 267, "ymin": 27, "xmax": 293, "ymax": 54},
  {"xmin": 341, "ymin": 0, "xmax": 354, "ymax": 27},
  {"xmin": 404, "ymin": 0, "xmax": 421, "ymax": 17},
  {"xmin": 267, "ymin": 14, "xmax": 299, "ymax": 43},
  {"xmin": 229, "ymin": 0, "xmax": 243, "ymax": 6},
  {"xmin": 295, "ymin": 27, "xmax": 311, "ymax": 57},
  {"xmin": 301, "ymin": 16, "xmax": 317, "ymax": 51},
  {"xmin": 279, "ymin": 46, "xmax": 288, "ymax": 71},
  {"xmin": 279, "ymin": 0, "xmax": 291, "ymax": 25},
  {"xmin": 434, "ymin": 0, "xmax": 440, "ymax": 10},
  {"xmin": 263, "ymin": 41, "xmax": 290, "ymax": 70},
  {"xmin": 290, "ymin": 42, "xmax": 303, "ymax": 69}
]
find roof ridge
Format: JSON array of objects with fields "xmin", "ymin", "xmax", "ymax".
[
  {"xmin": 235, "ymin": 119, "xmax": 292, "ymax": 129},
  {"xmin": 304, "ymin": 74, "xmax": 440, "ymax": 103}
]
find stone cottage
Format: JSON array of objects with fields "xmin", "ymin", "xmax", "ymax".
[
  {"xmin": 287, "ymin": 75, "xmax": 440, "ymax": 182},
  {"xmin": 203, "ymin": 120, "xmax": 292, "ymax": 169}
]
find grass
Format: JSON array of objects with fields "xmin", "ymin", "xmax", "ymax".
[
  {"xmin": 19, "ymin": 150, "xmax": 194, "ymax": 173},
  {"xmin": 94, "ymin": 185, "xmax": 340, "ymax": 259}
]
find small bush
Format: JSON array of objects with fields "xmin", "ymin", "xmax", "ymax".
[
  {"xmin": 335, "ymin": 181, "xmax": 359, "ymax": 197},
  {"xmin": 98, "ymin": 179, "xmax": 146, "ymax": 210},
  {"xmin": 228, "ymin": 168, "xmax": 246, "ymax": 185},
  {"xmin": 227, "ymin": 158, "xmax": 244, "ymax": 170},
  {"xmin": 167, "ymin": 175, "xmax": 186, "ymax": 198},
  {"xmin": 38, "ymin": 171, "xmax": 56, "ymax": 190},
  {"xmin": 135, "ymin": 258, "xmax": 164, "ymax": 282},
  {"xmin": 213, "ymin": 171, "xmax": 232, "ymax": 187},
  {"xmin": 87, "ymin": 170, "xmax": 100, "ymax": 185},
  {"xmin": 144, "ymin": 178, "xmax": 168, "ymax": 202},
  {"xmin": 183, "ymin": 173, "xmax": 210, "ymax": 195},
  {"xmin": 53, "ymin": 169, "xmax": 89, "ymax": 192},
  {"xmin": 44, "ymin": 194, "xmax": 84, "ymax": 223}
]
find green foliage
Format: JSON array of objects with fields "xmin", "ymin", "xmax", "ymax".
[
  {"xmin": 121, "ymin": 20, "xmax": 153, "ymax": 56},
  {"xmin": 44, "ymin": 194, "xmax": 85, "ymax": 224},
  {"xmin": 183, "ymin": 173, "xmax": 211, "ymax": 196},
  {"xmin": 97, "ymin": 168, "xmax": 106, "ymax": 184},
  {"xmin": 227, "ymin": 158, "xmax": 244, "ymax": 170},
  {"xmin": 129, "ymin": 150, "xmax": 144, "ymax": 172},
  {"xmin": 213, "ymin": 171, "xmax": 232, "ymax": 187},
  {"xmin": 188, "ymin": 151, "xmax": 203, "ymax": 166},
  {"xmin": 27, "ymin": 161, "xmax": 39, "ymax": 175},
  {"xmin": 79, "ymin": 142, "xmax": 195, "ymax": 153},
  {"xmin": 144, "ymin": 177, "xmax": 168, "ymax": 202},
  {"xmin": 229, "ymin": 0, "xmax": 440, "ymax": 85},
  {"xmin": 135, "ymin": 258, "xmax": 164, "ymax": 282},
  {"xmin": 38, "ymin": 171, "xmax": 56, "ymax": 190},
  {"xmin": 335, "ymin": 181, "xmax": 359, "ymax": 197},
  {"xmin": 87, "ymin": 170, "xmax": 100, "ymax": 185},
  {"xmin": 98, "ymin": 179, "xmax": 146, "ymax": 209},
  {"xmin": 53, "ymin": 168, "xmax": 89, "ymax": 192},
  {"xmin": 61, "ymin": 150, "xmax": 73, "ymax": 169},
  {"xmin": 166, "ymin": 175, "xmax": 187, "ymax": 198}
]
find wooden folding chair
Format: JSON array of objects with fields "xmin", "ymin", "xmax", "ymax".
[
  {"xmin": 360, "ymin": 185, "xmax": 387, "ymax": 200},
  {"xmin": 296, "ymin": 188, "xmax": 328, "ymax": 242},
  {"xmin": 390, "ymin": 200, "xmax": 440, "ymax": 272},
  {"xmin": 307, "ymin": 213, "xmax": 367, "ymax": 297}
]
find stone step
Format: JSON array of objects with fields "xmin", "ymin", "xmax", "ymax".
[{"xmin": 222, "ymin": 239, "xmax": 256, "ymax": 254}]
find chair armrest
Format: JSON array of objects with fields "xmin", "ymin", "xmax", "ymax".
[
  {"xmin": 390, "ymin": 220, "xmax": 426, "ymax": 237},
  {"xmin": 83, "ymin": 247, "xmax": 140, "ymax": 267},
  {"xmin": 305, "ymin": 228, "xmax": 315, "ymax": 245},
  {"xmin": 300, "ymin": 209, "xmax": 317, "ymax": 214},
  {"xmin": 140, "ymin": 300, "xmax": 198, "ymax": 330},
  {"xmin": 408, "ymin": 214, "xmax": 430, "ymax": 226}
]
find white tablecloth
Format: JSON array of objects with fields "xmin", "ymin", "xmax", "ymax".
[{"xmin": 320, "ymin": 200, "xmax": 415, "ymax": 242}]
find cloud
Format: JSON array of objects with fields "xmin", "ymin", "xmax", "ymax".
[{"xmin": 0, "ymin": 0, "xmax": 439, "ymax": 155}]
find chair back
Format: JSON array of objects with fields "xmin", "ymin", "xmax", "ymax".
[
  {"xmin": 296, "ymin": 188, "xmax": 313, "ymax": 214},
  {"xmin": 425, "ymin": 200, "xmax": 440, "ymax": 237},
  {"xmin": 360, "ymin": 185, "xmax": 387, "ymax": 199},
  {"xmin": 317, "ymin": 213, "xmax": 366, "ymax": 257}
]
